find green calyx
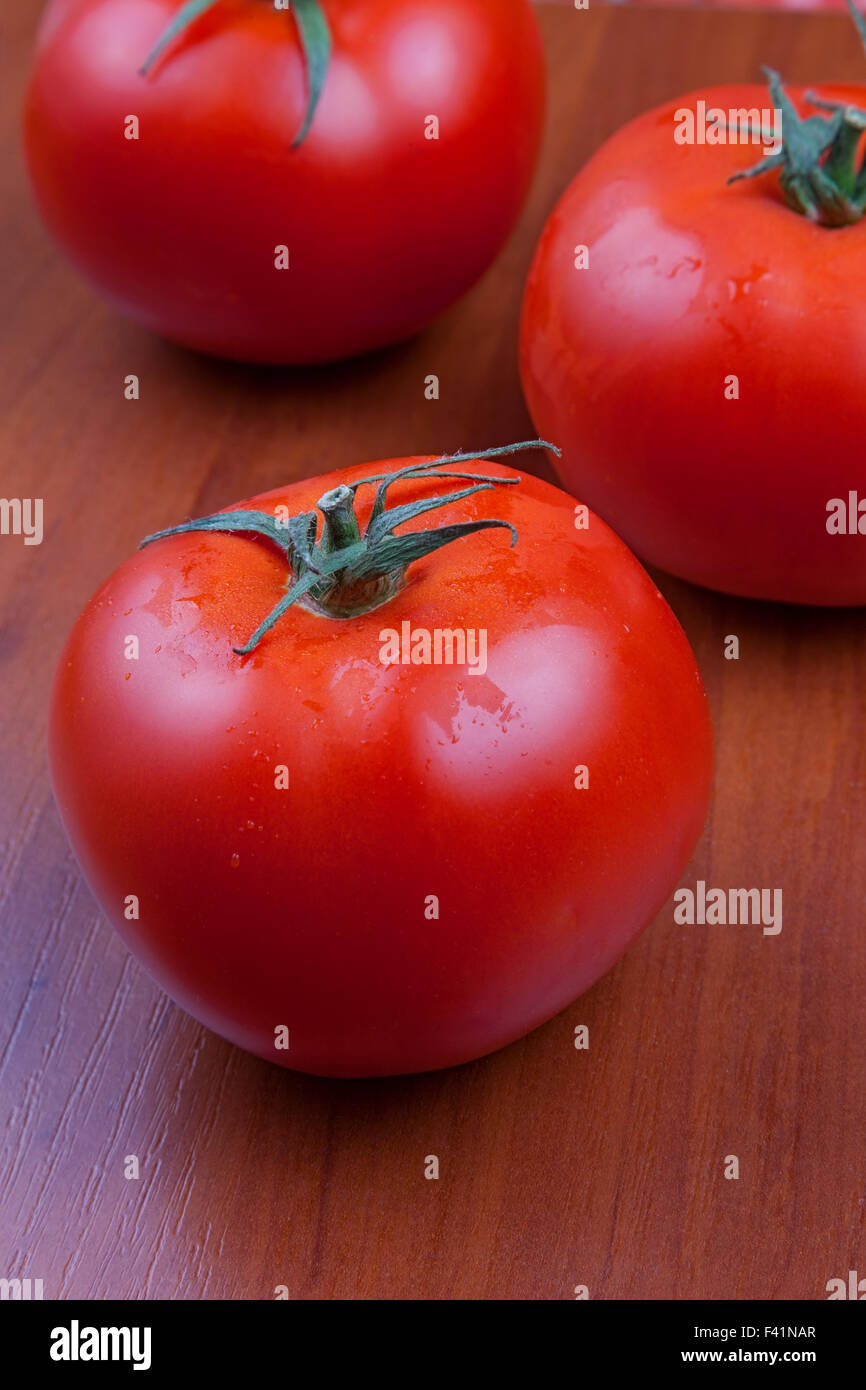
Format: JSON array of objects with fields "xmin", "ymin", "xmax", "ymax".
[
  {"xmin": 140, "ymin": 0, "xmax": 332, "ymax": 148},
  {"xmin": 728, "ymin": 1, "xmax": 866, "ymax": 226},
  {"xmin": 139, "ymin": 441, "xmax": 559, "ymax": 656}
]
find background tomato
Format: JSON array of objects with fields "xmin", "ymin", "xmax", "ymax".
[
  {"xmin": 520, "ymin": 82, "xmax": 866, "ymax": 606},
  {"xmin": 23, "ymin": 0, "xmax": 545, "ymax": 363},
  {"xmin": 49, "ymin": 451, "xmax": 713, "ymax": 1077}
]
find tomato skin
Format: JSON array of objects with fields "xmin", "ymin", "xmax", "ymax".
[
  {"xmin": 520, "ymin": 84, "xmax": 866, "ymax": 607},
  {"xmin": 23, "ymin": 0, "xmax": 545, "ymax": 364},
  {"xmin": 49, "ymin": 459, "xmax": 712, "ymax": 1077}
]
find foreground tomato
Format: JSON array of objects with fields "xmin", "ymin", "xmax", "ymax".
[
  {"xmin": 520, "ymin": 67, "xmax": 866, "ymax": 605},
  {"xmin": 49, "ymin": 444, "xmax": 712, "ymax": 1077},
  {"xmin": 24, "ymin": 0, "xmax": 545, "ymax": 364}
]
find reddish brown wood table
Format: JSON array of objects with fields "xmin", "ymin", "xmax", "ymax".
[{"xmin": 2, "ymin": 3, "xmax": 864, "ymax": 1300}]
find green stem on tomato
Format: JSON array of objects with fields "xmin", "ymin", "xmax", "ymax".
[
  {"xmin": 139, "ymin": 0, "xmax": 332, "ymax": 148},
  {"xmin": 318, "ymin": 485, "xmax": 363, "ymax": 554},
  {"xmin": 727, "ymin": 1, "xmax": 866, "ymax": 226},
  {"xmin": 139, "ymin": 441, "xmax": 560, "ymax": 655},
  {"xmin": 288, "ymin": 0, "xmax": 332, "ymax": 147}
]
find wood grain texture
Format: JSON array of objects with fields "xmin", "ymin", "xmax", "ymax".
[{"xmin": 1, "ymin": 3, "xmax": 864, "ymax": 1301}]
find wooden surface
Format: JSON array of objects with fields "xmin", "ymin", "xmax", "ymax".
[{"xmin": 2, "ymin": 3, "xmax": 865, "ymax": 1301}]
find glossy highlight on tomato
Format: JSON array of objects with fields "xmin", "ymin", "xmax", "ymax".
[{"xmin": 24, "ymin": 0, "xmax": 546, "ymax": 363}]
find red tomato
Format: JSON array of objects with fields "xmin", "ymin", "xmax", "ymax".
[
  {"xmin": 24, "ymin": 0, "xmax": 545, "ymax": 364},
  {"xmin": 520, "ymin": 82, "xmax": 866, "ymax": 605},
  {"xmin": 49, "ymin": 447, "xmax": 712, "ymax": 1077}
]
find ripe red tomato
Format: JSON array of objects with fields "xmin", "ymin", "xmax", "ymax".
[
  {"xmin": 520, "ymin": 81, "xmax": 866, "ymax": 605},
  {"xmin": 24, "ymin": 0, "xmax": 545, "ymax": 364},
  {"xmin": 49, "ymin": 447, "xmax": 712, "ymax": 1077}
]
